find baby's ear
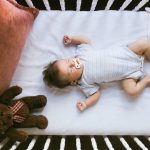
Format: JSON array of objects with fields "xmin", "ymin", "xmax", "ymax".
[{"xmin": 70, "ymin": 80, "xmax": 78, "ymax": 86}]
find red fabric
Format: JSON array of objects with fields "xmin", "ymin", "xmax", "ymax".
[
  {"xmin": 0, "ymin": 0, "xmax": 39, "ymax": 94},
  {"xmin": 9, "ymin": 101, "xmax": 25, "ymax": 123}
]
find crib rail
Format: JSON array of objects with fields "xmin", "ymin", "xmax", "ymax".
[
  {"xmin": 16, "ymin": 0, "xmax": 150, "ymax": 11},
  {"xmin": 0, "ymin": 135, "xmax": 150, "ymax": 150}
]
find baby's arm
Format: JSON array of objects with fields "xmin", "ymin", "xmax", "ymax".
[
  {"xmin": 76, "ymin": 91, "xmax": 100, "ymax": 112},
  {"xmin": 64, "ymin": 35, "xmax": 91, "ymax": 46}
]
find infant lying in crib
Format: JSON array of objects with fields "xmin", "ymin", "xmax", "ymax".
[{"xmin": 43, "ymin": 35, "xmax": 150, "ymax": 112}]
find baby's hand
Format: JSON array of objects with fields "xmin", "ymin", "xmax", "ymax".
[
  {"xmin": 63, "ymin": 35, "xmax": 72, "ymax": 45},
  {"xmin": 76, "ymin": 101, "xmax": 87, "ymax": 112}
]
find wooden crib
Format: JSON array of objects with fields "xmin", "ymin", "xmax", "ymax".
[{"xmin": 0, "ymin": 0, "xmax": 150, "ymax": 149}]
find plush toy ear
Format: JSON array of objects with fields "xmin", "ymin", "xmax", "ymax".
[
  {"xmin": 0, "ymin": 86, "xmax": 22, "ymax": 105},
  {"xmin": 5, "ymin": 127, "xmax": 28, "ymax": 142}
]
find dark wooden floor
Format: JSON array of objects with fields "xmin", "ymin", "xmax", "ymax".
[
  {"xmin": 16, "ymin": 0, "xmax": 150, "ymax": 11},
  {"xmin": 0, "ymin": 135, "xmax": 150, "ymax": 150}
]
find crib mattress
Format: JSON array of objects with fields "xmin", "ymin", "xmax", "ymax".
[{"xmin": 11, "ymin": 10, "xmax": 150, "ymax": 135}]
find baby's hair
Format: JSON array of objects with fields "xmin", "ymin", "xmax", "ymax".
[{"xmin": 43, "ymin": 60, "xmax": 70, "ymax": 88}]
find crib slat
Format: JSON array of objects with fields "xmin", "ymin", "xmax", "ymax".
[
  {"xmin": 94, "ymin": 136, "xmax": 109, "ymax": 150},
  {"xmin": 146, "ymin": 7, "xmax": 150, "ymax": 42},
  {"xmin": 1, "ymin": 135, "xmax": 150, "ymax": 150},
  {"xmin": 60, "ymin": 136, "xmax": 65, "ymax": 150},
  {"xmin": 94, "ymin": 0, "xmax": 108, "ymax": 10},
  {"xmin": 123, "ymin": 136, "xmax": 141, "ymax": 150},
  {"xmin": 90, "ymin": 0, "xmax": 98, "ymax": 11},
  {"xmin": 119, "ymin": 0, "xmax": 132, "ymax": 10},
  {"xmin": 120, "ymin": 137, "xmax": 132, "ymax": 150},
  {"xmin": 104, "ymin": 136, "xmax": 114, "ymax": 150},
  {"xmin": 31, "ymin": 0, "xmax": 46, "ymax": 10},
  {"xmin": 110, "ymin": 0, "xmax": 125, "ymax": 10},
  {"xmin": 133, "ymin": 0, "xmax": 149, "ymax": 11},
  {"xmin": 26, "ymin": 135, "xmax": 38, "ymax": 150},
  {"xmin": 108, "ymin": 136, "xmax": 126, "ymax": 150},
  {"xmin": 105, "ymin": 0, "xmax": 115, "ymax": 10},
  {"xmin": 43, "ymin": 0, "xmax": 51, "ymax": 10},
  {"xmin": 15, "ymin": 135, "xmax": 34, "ymax": 150},
  {"xmin": 90, "ymin": 136, "xmax": 98, "ymax": 150},
  {"xmin": 0, "ymin": 138, "xmax": 9, "ymax": 149},
  {"xmin": 136, "ymin": 136, "xmax": 150, "ymax": 149},
  {"xmin": 133, "ymin": 137, "xmax": 148, "ymax": 150},
  {"xmin": 59, "ymin": 0, "xmax": 65, "ymax": 11},
  {"xmin": 48, "ymin": 136, "xmax": 61, "ymax": 150},
  {"xmin": 0, "ymin": 135, "xmax": 6, "ymax": 143},
  {"xmin": 80, "ymin": 136, "xmax": 93, "ymax": 150},
  {"xmin": 76, "ymin": 0, "xmax": 82, "ymax": 11},
  {"xmin": 1, "ymin": 139, "xmax": 15, "ymax": 150},
  {"xmin": 9, "ymin": 141, "xmax": 20, "ymax": 150},
  {"xmin": 65, "ymin": 136, "xmax": 76, "ymax": 150},
  {"xmin": 43, "ymin": 136, "xmax": 51, "ymax": 150},
  {"xmin": 25, "ymin": 0, "xmax": 35, "ymax": 8},
  {"xmin": 48, "ymin": 0, "xmax": 61, "ymax": 10},
  {"xmin": 31, "ymin": 135, "xmax": 48, "ymax": 150},
  {"xmin": 76, "ymin": 136, "xmax": 81, "ymax": 150}
]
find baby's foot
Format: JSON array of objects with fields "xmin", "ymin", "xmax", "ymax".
[{"xmin": 63, "ymin": 35, "xmax": 72, "ymax": 45}]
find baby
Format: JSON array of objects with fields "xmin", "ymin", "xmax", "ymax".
[{"xmin": 43, "ymin": 35, "xmax": 150, "ymax": 112}]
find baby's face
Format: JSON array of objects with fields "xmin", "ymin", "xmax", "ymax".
[{"xmin": 55, "ymin": 58, "xmax": 83, "ymax": 85}]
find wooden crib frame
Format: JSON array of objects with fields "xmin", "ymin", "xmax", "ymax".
[{"xmin": 0, "ymin": 0, "xmax": 150, "ymax": 149}]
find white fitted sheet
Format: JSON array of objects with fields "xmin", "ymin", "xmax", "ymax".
[{"xmin": 11, "ymin": 10, "xmax": 150, "ymax": 135}]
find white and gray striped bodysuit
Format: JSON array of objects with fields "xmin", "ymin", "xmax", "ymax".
[{"xmin": 76, "ymin": 44, "xmax": 144, "ymax": 97}]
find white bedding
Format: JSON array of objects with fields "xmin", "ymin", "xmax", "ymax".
[{"xmin": 11, "ymin": 10, "xmax": 150, "ymax": 135}]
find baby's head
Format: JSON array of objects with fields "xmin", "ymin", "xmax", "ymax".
[{"xmin": 43, "ymin": 58, "xmax": 83, "ymax": 88}]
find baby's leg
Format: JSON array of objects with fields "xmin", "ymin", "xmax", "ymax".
[
  {"xmin": 121, "ymin": 76, "xmax": 150, "ymax": 97},
  {"xmin": 128, "ymin": 39, "xmax": 150, "ymax": 60}
]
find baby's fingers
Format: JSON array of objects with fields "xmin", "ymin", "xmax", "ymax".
[
  {"xmin": 63, "ymin": 35, "xmax": 72, "ymax": 45},
  {"xmin": 76, "ymin": 101, "xmax": 84, "ymax": 111}
]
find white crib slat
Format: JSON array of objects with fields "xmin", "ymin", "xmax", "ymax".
[
  {"xmin": 146, "ymin": 7, "xmax": 150, "ymax": 12},
  {"xmin": 90, "ymin": 0, "xmax": 98, "ymax": 11},
  {"xmin": 43, "ymin": 0, "xmax": 51, "ymax": 10},
  {"xmin": 26, "ymin": 136, "xmax": 38, "ymax": 150},
  {"xmin": 105, "ymin": 0, "xmax": 115, "ymax": 10},
  {"xmin": 9, "ymin": 141, "xmax": 20, "ymax": 150},
  {"xmin": 0, "ymin": 138, "xmax": 9, "ymax": 149},
  {"xmin": 76, "ymin": 136, "xmax": 81, "ymax": 150},
  {"xmin": 147, "ymin": 137, "xmax": 150, "ymax": 142},
  {"xmin": 104, "ymin": 137, "xmax": 114, "ymax": 150},
  {"xmin": 90, "ymin": 136, "xmax": 98, "ymax": 150},
  {"xmin": 119, "ymin": 0, "xmax": 132, "ymax": 11},
  {"xmin": 120, "ymin": 137, "xmax": 132, "ymax": 150},
  {"xmin": 76, "ymin": 0, "xmax": 82, "ymax": 11},
  {"xmin": 43, "ymin": 136, "xmax": 51, "ymax": 150},
  {"xmin": 133, "ymin": 0, "xmax": 149, "ymax": 11},
  {"xmin": 60, "ymin": 0, "xmax": 65, "ymax": 11},
  {"xmin": 133, "ymin": 137, "xmax": 148, "ymax": 150},
  {"xmin": 60, "ymin": 136, "xmax": 65, "ymax": 150},
  {"xmin": 146, "ymin": 7, "xmax": 150, "ymax": 41},
  {"xmin": 25, "ymin": 0, "xmax": 35, "ymax": 8}
]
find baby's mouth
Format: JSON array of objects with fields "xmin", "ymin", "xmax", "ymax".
[{"xmin": 73, "ymin": 58, "xmax": 81, "ymax": 69}]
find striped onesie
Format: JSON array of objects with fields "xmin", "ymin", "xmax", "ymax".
[{"xmin": 76, "ymin": 44, "xmax": 144, "ymax": 97}]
